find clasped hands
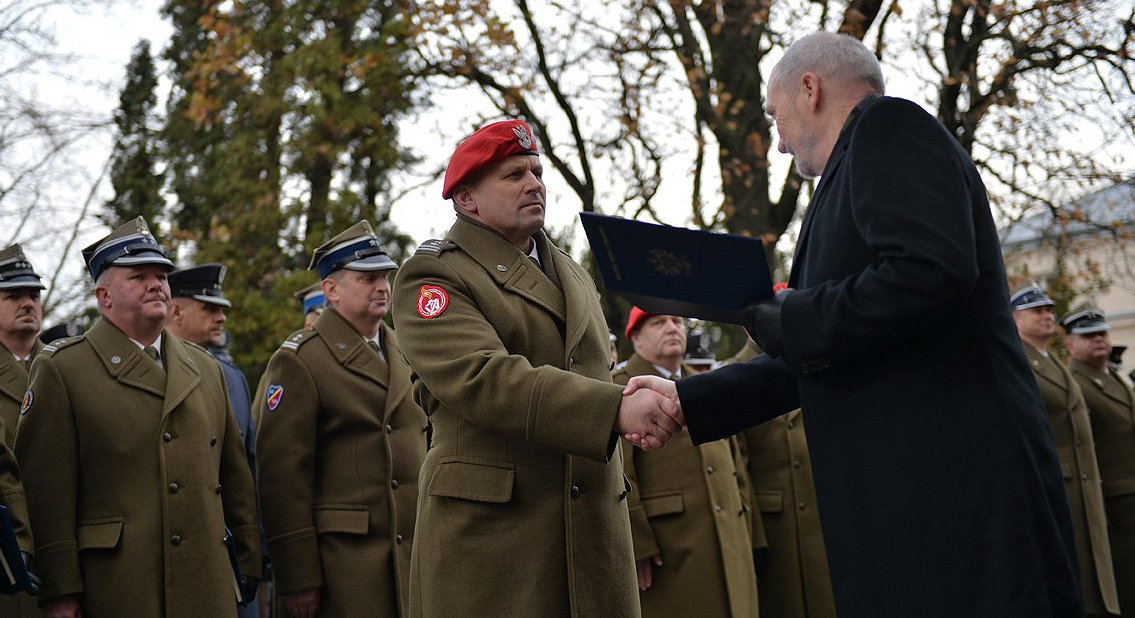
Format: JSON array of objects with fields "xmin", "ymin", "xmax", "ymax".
[{"xmin": 616, "ymin": 376, "xmax": 684, "ymax": 450}]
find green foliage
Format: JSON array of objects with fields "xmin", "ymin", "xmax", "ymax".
[
  {"xmin": 158, "ymin": 0, "xmax": 420, "ymax": 375},
  {"xmin": 106, "ymin": 40, "xmax": 166, "ymax": 237}
]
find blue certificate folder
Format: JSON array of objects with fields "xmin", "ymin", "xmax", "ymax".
[
  {"xmin": 0, "ymin": 504, "xmax": 33, "ymax": 595},
  {"xmin": 580, "ymin": 212, "xmax": 774, "ymax": 324}
]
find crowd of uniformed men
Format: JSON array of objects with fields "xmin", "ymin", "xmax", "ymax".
[{"xmin": 0, "ymin": 89, "xmax": 1134, "ymax": 618}]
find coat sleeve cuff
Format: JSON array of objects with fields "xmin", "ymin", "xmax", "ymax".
[
  {"xmin": 266, "ymin": 528, "xmax": 323, "ymax": 594},
  {"xmin": 36, "ymin": 541, "xmax": 84, "ymax": 600}
]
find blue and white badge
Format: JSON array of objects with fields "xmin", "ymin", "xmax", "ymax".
[{"xmin": 266, "ymin": 384, "xmax": 284, "ymax": 412}]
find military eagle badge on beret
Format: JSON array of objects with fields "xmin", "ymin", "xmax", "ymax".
[
  {"xmin": 417, "ymin": 285, "xmax": 449, "ymax": 319},
  {"xmin": 266, "ymin": 384, "xmax": 284, "ymax": 412}
]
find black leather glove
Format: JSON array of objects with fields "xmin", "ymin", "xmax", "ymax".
[
  {"xmin": 21, "ymin": 552, "xmax": 39, "ymax": 596},
  {"xmin": 753, "ymin": 548, "xmax": 768, "ymax": 581},
  {"xmin": 742, "ymin": 289, "xmax": 791, "ymax": 358},
  {"xmin": 238, "ymin": 575, "xmax": 259, "ymax": 607}
]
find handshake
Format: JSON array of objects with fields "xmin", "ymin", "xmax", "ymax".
[{"xmin": 616, "ymin": 376, "xmax": 685, "ymax": 451}]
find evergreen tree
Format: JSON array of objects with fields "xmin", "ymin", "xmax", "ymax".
[
  {"xmin": 105, "ymin": 40, "xmax": 165, "ymax": 235},
  {"xmin": 160, "ymin": 0, "xmax": 419, "ymax": 378}
]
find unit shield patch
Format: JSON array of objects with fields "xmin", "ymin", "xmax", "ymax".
[{"xmin": 266, "ymin": 384, "xmax": 284, "ymax": 412}]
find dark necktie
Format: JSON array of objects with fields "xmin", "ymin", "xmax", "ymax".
[
  {"xmin": 529, "ymin": 256, "xmax": 542, "ymax": 271},
  {"xmin": 17, "ymin": 359, "xmax": 29, "ymax": 371},
  {"xmin": 144, "ymin": 346, "xmax": 164, "ymax": 374}
]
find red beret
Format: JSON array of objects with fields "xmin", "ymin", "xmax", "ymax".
[
  {"xmin": 442, "ymin": 120, "xmax": 540, "ymax": 199},
  {"xmin": 625, "ymin": 306, "xmax": 654, "ymax": 338}
]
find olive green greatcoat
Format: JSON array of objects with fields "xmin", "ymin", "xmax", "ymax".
[
  {"xmin": 1025, "ymin": 345, "xmax": 1119, "ymax": 615},
  {"xmin": 0, "ymin": 341, "xmax": 42, "ymax": 618},
  {"xmin": 391, "ymin": 217, "xmax": 638, "ymax": 618},
  {"xmin": 255, "ymin": 310, "xmax": 427, "ymax": 617},
  {"xmin": 728, "ymin": 340, "xmax": 835, "ymax": 618},
  {"xmin": 0, "ymin": 340, "xmax": 42, "ymax": 448},
  {"xmin": 613, "ymin": 355, "xmax": 758, "ymax": 618},
  {"xmin": 1069, "ymin": 358, "xmax": 1135, "ymax": 616},
  {"xmin": 14, "ymin": 318, "xmax": 261, "ymax": 617}
]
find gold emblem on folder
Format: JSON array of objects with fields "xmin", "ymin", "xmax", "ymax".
[{"xmin": 646, "ymin": 249, "xmax": 692, "ymax": 276}]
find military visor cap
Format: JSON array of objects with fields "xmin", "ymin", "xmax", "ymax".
[
  {"xmin": 82, "ymin": 217, "xmax": 173, "ymax": 282},
  {"xmin": 1010, "ymin": 285, "xmax": 1055, "ymax": 311},
  {"xmin": 442, "ymin": 119, "xmax": 540, "ymax": 199},
  {"xmin": 0, "ymin": 244, "xmax": 46, "ymax": 291},
  {"xmin": 293, "ymin": 282, "xmax": 327, "ymax": 314},
  {"xmin": 1062, "ymin": 308, "xmax": 1109, "ymax": 335},
  {"xmin": 310, "ymin": 221, "xmax": 397, "ymax": 280},
  {"xmin": 168, "ymin": 263, "xmax": 232, "ymax": 307}
]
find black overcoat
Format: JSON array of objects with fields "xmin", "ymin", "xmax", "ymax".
[{"xmin": 678, "ymin": 96, "xmax": 1082, "ymax": 617}]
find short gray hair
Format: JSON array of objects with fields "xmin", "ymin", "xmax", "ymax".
[{"xmin": 770, "ymin": 32, "xmax": 885, "ymax": 96}]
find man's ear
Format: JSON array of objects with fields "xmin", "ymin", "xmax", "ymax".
[
  {"xmin": 321, "ymin": 277, "xmax": 338, "ymax": 303},
  {"xmin": 801, "ymin": 72, "xmax": 821, "ymax": 112},
  {"xmin": 168, "ymin": 300, "xmax": 183, "ymax": 324},
  {"xmin": 94, "ymin": 286, "xmax": 111, "ymax": 310},
  {"xmin": 452, "ymin": 185, "xmax": 477, "ymax": 216}
]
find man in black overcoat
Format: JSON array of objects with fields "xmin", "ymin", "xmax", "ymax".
[{"xmin": 625, "ymin": 31, "xmax": 1082, "ymax": 617}]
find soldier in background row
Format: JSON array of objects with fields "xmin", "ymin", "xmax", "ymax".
[
  {"xmin": 1064, "ymin": 308, "xmax": 1135, "ymax": 617},
  {"xmin": 167, "ymin": 263, "xmax": 263, "ymax": 618},
  {"xmin": 16, "ymin": 217, "xmax": 261, "ymax": 618},
  {"xmin": 727, "ymin": 337, "xmax": 836, "ymax": 618},
  {"xmin": 0, "ymin": 244, "xmax": 43, "ymax": 617},
  {"xmin": 294, "ymin": 283, "xmax": 327, "ymax": 332},
  {"xmin": 257, "ymin": 221, "xmax": 427, "ymax": 618},
  {"xmin": 614, "ymin": 308, "xmax": 758, "ymax": 617},
  {"xmin": 1012, "ymin": 285, "xmax": 1119, "ymax": 617}
]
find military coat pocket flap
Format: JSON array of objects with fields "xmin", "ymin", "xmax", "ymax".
[
  {"xmin": 313, "ymin": 507, "xmax": 370, "ymax": 535},
  {"xmin": 641, "ymin": 492, "xmax": 685, "ymax": 518},
  {"xmin": 77, "ymin": 518, "xmax": 124, "ymax": 550},
  {"xmin": 755, "ymin": 491, "xmax": 784, "ymax": 513},
  {"xmin": 1102, "ymin": 478, "xmax": 1135, "ymax": 498},
  {"xmin": 428, "ymin": 459, "xmax": 515, "ymax": 503}
]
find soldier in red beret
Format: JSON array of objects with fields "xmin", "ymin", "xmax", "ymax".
[{"xmin": 391, "ymin": 119, "xmax": 683, "ymax": 617}]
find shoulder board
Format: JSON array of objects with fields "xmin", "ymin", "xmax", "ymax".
[
  {"xmin": 181, "ymin": 339, "xmax": 209, "ymax": 353},
  {"xmin": 414, "ymin": 239, "xmax": 457, "ymax": 256},
  {"xmin": 279, "ymin": 329, "xmax": 317, "ymax": 351},
  {"xmin": 42, "ymin": 335, "xmax": 85, "ymax": 356}
]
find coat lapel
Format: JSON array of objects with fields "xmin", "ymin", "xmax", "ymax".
[
  {"xmin": 1073, "ymin": 359, "xmax": 1135, "ymax": 409},
  {"xmin": 1026, "ymin": 346, "xmax": 1068, "ymax": 392},
  {"xmin": 788, "ymin": 95, "xmax": 877, "ymax": 285},
  {"xmin": 449, "ymin": 219, "xmax": 567, "ymax": 323},
  {"xmin": 162, "ymin": 334, "xmax": 202, "ymax": 417},
  {"xmin": 383, "ymin": 323, "xmax": 412, "ymax": 422},
  {"xmin": 549, "ymin": 239, "xmax": 594, "ymax": 356},
  {"xmin": 86, "ymin": 319, "xmax": 165, "ymax": 398},
  {"xmin": 315, "ymin": 308, "xmax": 389, "ymax": 389},
  {"xmin": 0, "ymin": 340, "xmax": 41, "ymax": 402}
]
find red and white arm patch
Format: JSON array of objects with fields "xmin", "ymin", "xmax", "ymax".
[{"xmin": 416, "ymin": 285, "xmax": 450, "ymax": 319}]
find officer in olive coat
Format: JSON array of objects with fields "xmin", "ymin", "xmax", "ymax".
[
  {"xmin": 0, "ymin": 244, "xmax": 45, "ymax": 617},
  {"xmin": 0, "ymin": 245, "xmax": 45, "ymax": 439},
  {"xmin": 1013, "ymin": 286, "xmax": 1119, "ymax": 616},
  {"xmin": 390, "ymin": 120, "xmax": 680, "ymax": 618},
  {"xmin": 15, "ymin": 217, "xmax": 262, "ymax": 618},
  {"xmin": 728, "ymin": 339, "xmax": 836, "ymax": 618},
  {"xmin": 256, "ymin": 221, "xmax": 427, "ymax": 618},
  {"xmin": 0, "ymin": 412, "xmax": 36, "ymax": 599},
  {"xmin": 615, "ymin": 308, "xmax": 758, "ymax": 618},
  {"xmin": 1064, "ymin": 308, "xmax": 1135, "ymax": 616},
  {"xmin": 168, "ymin": 263, "xmax": 263, "ymax": 618}
]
